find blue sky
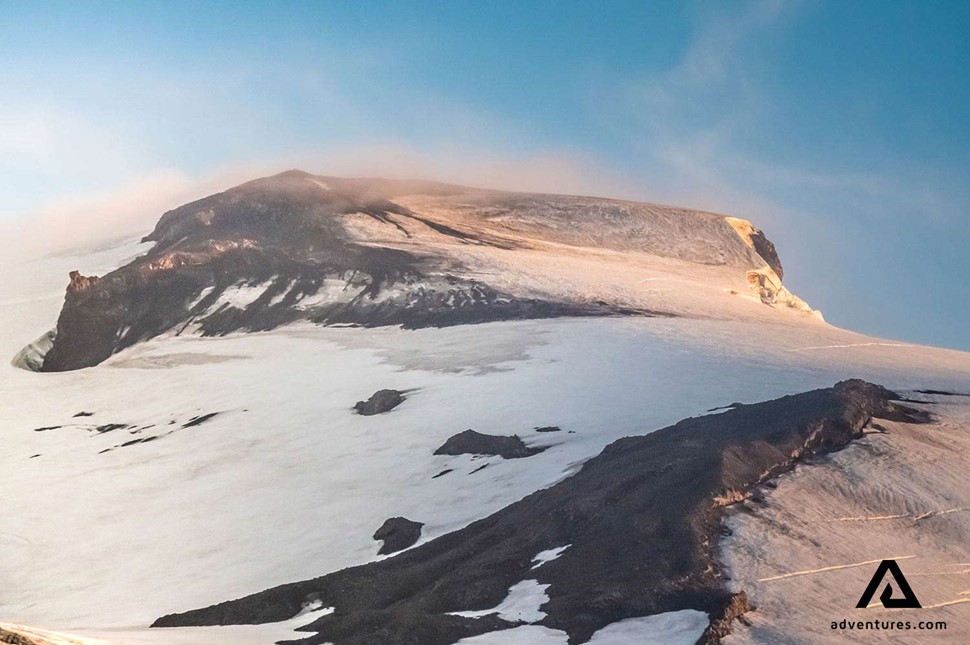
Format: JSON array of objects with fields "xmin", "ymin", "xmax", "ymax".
[{"xmin": 1, "ymin": 1, "xmax": 967, "ymax": 349}]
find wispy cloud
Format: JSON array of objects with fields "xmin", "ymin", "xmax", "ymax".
[{"xmin": 1, "ymin": 142, "xmax": 641, "ymax": 259}]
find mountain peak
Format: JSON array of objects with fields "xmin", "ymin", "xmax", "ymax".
[{"xmin": 29, "ymin": 173, "xmax": 819, "ymax": 371}]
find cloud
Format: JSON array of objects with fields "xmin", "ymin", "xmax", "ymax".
[
  {"xmin": 1, "ymin": 143, "xmax": 643, "ymax": 259},
  {"xmin": 1, "ymin": 166, "xmax": 246, "ymax": 258},
  {"xmin": 292, "ymin": 143, "xmax": 642, "ymax": 199}
]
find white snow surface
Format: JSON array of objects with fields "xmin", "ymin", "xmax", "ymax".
[
  {"xmin": 452, "ymin": 609, "xmax": 708, "ymax": 645},
  {"xmin": 208, "ymin": 279, "xmax": 275, "ymax": 310},
  {"xmin": 531, "ymin": 545, "xmax": 571, "ymax": 569},
  {"xmin": 1, "ymin": 237, "xmax": 969, "ymax": 644},
  {"xmin": 584, "ymin": 610, "xmax": 710, "ymax": 644},
  {"xmin": 450, "ymin": 579, "xmax": 549, "ymax": 623},
  {"xmin": 721, "ymin": 399, "xmax": 970, "ymax": 643},
  {"xmin": 0, "ymin": 606, "xmax": 332, "ymax": 645},
  {"xmin": 454, "ymin": 625, "xmax": 568, "ymax": 645}
]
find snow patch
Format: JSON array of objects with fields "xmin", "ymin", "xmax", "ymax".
[
  {"xmin": 584, "ymin": 610, "xmax": 709, "ymax": 644},
  {"xmin": 293, "ymin": 279, "xmax": 353, "ymax": 309},
  {"xmin": 454, "ymin": 625, "xmax": 568, "ymax": 645},
  {"xmin": 209, "ymin": 279, "xmax": 274, "ymax": 311},
  {"xmin": 530, "ymin": 544, "xmax": 571, "ymax": 569},
  {"xmin": 268, "ymin": 280, "xmax": 296, "ymax": 307},
  {"xmin": 187, "ymin": 286, "xmax": 215, "ymax": 310},
  {"xmin": 450, "ymin": 580, "xmax": 549, "ymax": 623}
]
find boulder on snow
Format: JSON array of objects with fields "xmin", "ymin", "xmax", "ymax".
[
  {"xmin": 433, "ymin": 429, "xmax": 544, "ymax": 459},
  {"xmin": 373, "ymin": 517, "xmax": 423, "ymax": 555},
  {"xmin": 354, "ymin": 389, "xmax": 405, "ymax": 416}
]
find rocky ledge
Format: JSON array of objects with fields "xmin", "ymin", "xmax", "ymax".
[{"xmin": 152, "ymin": 380, "xmax": 928, "ymax": 644}]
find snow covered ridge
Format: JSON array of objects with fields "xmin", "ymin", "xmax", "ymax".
[
  {"xmin": 21, "ymin": 170, "xmax": 818, "ymax": 372},
  {"xmin": 152, "ymin": 380, "xmax": 924, "ymax": 645}
]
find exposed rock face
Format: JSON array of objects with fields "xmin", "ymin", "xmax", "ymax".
[
  {"xmin": 354, "ymin": 389, "xmax": 405, "ymax": 416},
  {"xmin": 152, "ymin": 380, "xmax": 925, "ymax": 645},
  {"xmin": 433, "ymin": 429, "xmax": 543, "ymax": 459},
  {"xmin": 746, "ymin": 267, "xmax": 819, "ymax": 318},
  {"xmin": 724, "ymin": 217, "xmax": 784, "ymax": 279},
  {"xmin": 67, "ymin": 270, "xmax": 99, "ymax": 292},
  {"xmin": 0, "ymin": 627, "xmax": 38, "ymax": 645},
  {"xmin": 373, "ymin": 517, "xmax": 424, "ymax": 555},
  {"xmin": 697, "ymin": 592, "xmax": 753, "ymax": 645}
]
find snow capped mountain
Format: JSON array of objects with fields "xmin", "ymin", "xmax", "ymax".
[
  {"xmin": 1, "ymin": 173, "xmax": 967, "ymax": 645},
  {"xmin": 27, "ymin": 171, "xmax": 815, "ymax": 373}
]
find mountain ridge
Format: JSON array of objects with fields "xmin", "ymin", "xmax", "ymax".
[{"xmin": 26, "ymin": 171, "xmax": 818, "ymax": 372}]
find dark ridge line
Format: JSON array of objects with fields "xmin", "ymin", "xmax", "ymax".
[{"xmin": 151, "ymin": 380, "xmax": 930, "ymax": 645}]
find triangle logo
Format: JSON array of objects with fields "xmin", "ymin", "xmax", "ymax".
[{"xmin": 855, "ymin": 559, "xmax": 921, "ymax": 609}]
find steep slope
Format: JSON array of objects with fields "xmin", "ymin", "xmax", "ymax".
[
  {"xmin": 721, "ymin": 392, "xmax": 970, "ymax": 643},
  {"xmin": 152, "ymin": 381, "xmax": 928, "ymax": 645},
  {"xmin": 30, "ymin": 171, "xmax": 815, "ymax": 372}
]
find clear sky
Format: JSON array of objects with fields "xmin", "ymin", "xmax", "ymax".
[{"xmin": 1, "ymin": 1, "xmax": 967, "ymax": 349}]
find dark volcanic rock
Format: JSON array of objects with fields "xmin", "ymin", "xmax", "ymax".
[
  {"xmin": 697, "ymin": 592, "xmax": 753, "ymax": 645},
  {"xmin": 95, "ymin": 423, "xmax": 128, "ymax": 433},
  {"xmin": 433, "ymin": 429, "xmax": 544, "ymax": 459},
  {"xmin": 354, "ymin": 389, "xmax": 405, "ymax": 416},
  {"xmin": 748, "ymin": 229, "xmax": 783, "ymax": 279},
  {"xmin": 152, "ymin": 380, "xmax": 927, "ymax": 644},
  {"xmin": 373, "ymin": 517, "xmax": 424, "ymax": 555},
  {"xmin": 0, "ymin": 627, "xmax": 38, "ymax": 645},
  {"xmin": 534, "ymin": 425, "xmax": 561, "ymax": 433},
  {"xmin": 182, "ymin": 412, "xmax": 219, "ymax": 428},
  {"xmin": 708, "ymin": 402, "xmax": 744, "ymax": 412}
]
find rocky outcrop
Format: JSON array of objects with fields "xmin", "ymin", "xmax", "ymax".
[
  {"xmin": 433, "ymin": 429, "xmax": 544, "ymax": 459},
  {"xmin": 723, "ymin": 216, "xmax": 823, "ymax": 317},
  {"xmin": 746, "ymin": 267, "xmax": 820, "ymax": 318},
  {"xmin": 67, "ymin": 270, "xmax": 99, "ymax": 293},
  {"xmin": 152, "ymin": 380, "xmax": 926, "ymax": 645},
  {"xmin": 373, "ymin": 517, "xmax": 424, "ymax": 555},
  {"xmin": 697, "ymin": 592, "xmax": 753, "ymax": 645},
  {"xmin": 354, "ymin": 389, "xmax": 405, "ymax": 416},
  {"xmin": 0, "ymin": 627, "xmax": 38, "ymax": 645},
  {"xmin": 724, "ymin": 217, "xmax": 784, "ymax": 279}
]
